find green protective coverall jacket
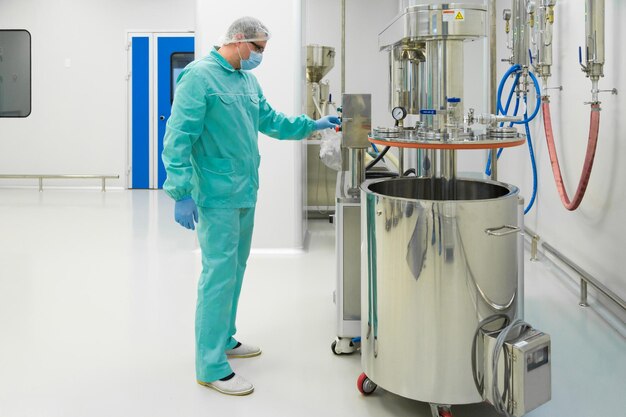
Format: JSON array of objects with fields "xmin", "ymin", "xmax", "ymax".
[
  {"xmin": 162, "ymin": 49, "xmax": 316, "ymax": 382},
  {"xmin": 162, "ymin": 49, "xmax": 317, "ymax": 207}
]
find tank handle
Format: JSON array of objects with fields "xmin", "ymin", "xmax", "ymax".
[{"xmin": 485, "ymin": 225, "xmax": 521, "ymax": 237}]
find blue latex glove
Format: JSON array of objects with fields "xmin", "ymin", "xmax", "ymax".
[
  {"xmin": 174, "ymin": 196, "xmax": 198, "ymax": 230},
  {"xmin": 314, "ymin": 115, "xmax": 341, "ymax": 130}
]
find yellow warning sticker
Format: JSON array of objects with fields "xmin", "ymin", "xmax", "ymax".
[{"xmin": 443, "ymin": 9, "xmax": 465, "ymax": 22}]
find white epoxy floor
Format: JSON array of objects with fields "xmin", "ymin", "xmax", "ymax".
[{"xmin": 0, "ymin": 189, "xmax": 624, "ymax": 417}]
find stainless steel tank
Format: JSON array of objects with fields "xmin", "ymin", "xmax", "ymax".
[{"xmin": 360, "ymin": 177, "xmax": 521, "ymax": 405}]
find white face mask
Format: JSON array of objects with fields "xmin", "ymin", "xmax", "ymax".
[{"xmin": 237, "ymin": 43, "xmax": 263, "ymax": 70}]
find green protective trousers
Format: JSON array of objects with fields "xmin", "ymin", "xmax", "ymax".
[{"xmin": 195, "ymin": 206, "xmax": 255, "ymax": 383}]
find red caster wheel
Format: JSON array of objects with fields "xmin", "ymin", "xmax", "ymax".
[
  {"xmin": 429, "ymin": 404, "xmax": 453, "ymax": 417},
  {"xmin": 357, "ymin": 372, "xmax": 377, "ymax": 395}
]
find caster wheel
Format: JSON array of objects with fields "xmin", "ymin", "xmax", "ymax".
[
  {"xmin": 331, "ymin": 337, "xmax": 357, "ymax": 355},
  {"xmin": 357, "ymin": 372, "xmax": 377, "ymax": 395},
  {"xmin": 429, "ymin": 404, "xmax": 453, "ymax": 417}
]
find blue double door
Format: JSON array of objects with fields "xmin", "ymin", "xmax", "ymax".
[{"xmin": 129, "ymin": 33, "xmax": 195, "ymax": 189}]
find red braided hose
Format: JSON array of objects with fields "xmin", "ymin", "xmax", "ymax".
[{"xmin": 542, "ymin": 100, "xmax": 601, "ymax": 211}]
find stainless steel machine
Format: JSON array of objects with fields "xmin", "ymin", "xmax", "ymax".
[
  {"xmin": 332, "ymin": 93, "xmax": 372, "ymax": 355},
  {"xmin": 305, "ymin": 45, "xmax": 337, "ymax": 217},
  {"xmin": 350, "ymin": 3, "xmax": 552, "ymax": 417}
]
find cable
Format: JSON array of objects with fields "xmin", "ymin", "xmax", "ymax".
[
  {"xmin": 471, "ymin": 314, "xmax": 511, "ymax": 396},
  {"xmin": 491, "ymin": 320, "xmax": 532, "ymax": 417},
  {"xmin": 365, "ymin": 146, "xmax": 390, "ymax": 171}
]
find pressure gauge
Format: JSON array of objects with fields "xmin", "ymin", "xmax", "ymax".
[{"xmin": 392, "ymin": 106, "xmax": 408, "ymax": 122}]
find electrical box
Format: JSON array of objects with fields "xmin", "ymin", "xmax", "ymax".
[{"xmin": 482, "ymin": 327, "xmax": 551, "ymax": 417}]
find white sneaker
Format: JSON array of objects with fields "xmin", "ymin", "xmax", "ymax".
[
  {"xmin": 198, "ymin": 374, "xmax": 254, "ymax": 396},
  {"xmin": 226, "ymin": 343, "xmax": 262, "ymax": 358}
]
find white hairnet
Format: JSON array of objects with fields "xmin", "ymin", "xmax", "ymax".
[{"xmin": 220, "ymin": 16, "xmax": 271, "ymax": 45}]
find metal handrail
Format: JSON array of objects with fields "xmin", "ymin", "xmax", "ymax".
[
  {"xmin": 525, "ymin": 227, "xmax": 626, "ymax": 311},
  {"xmin": 0, "ymin": 174, "xmax": 119, "ymax": 192}
]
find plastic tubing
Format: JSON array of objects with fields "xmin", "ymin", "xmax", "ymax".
[
  {"xmin": 497, "ymin": 64, "xmax": 522, "ymax": 114},
  {"xmin": 542, "ymin": 100, "xmax": 601, "ymax": 210},
  {"xmin": 496, "ymin": 69, "xmax": 541, "ymax": 125}
]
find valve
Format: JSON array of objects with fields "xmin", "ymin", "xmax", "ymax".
[
  {"xmin": 527, "ymin": 1, "xmax": 536, "ymax": 27},
  {"xmin": 547, "ymin": 4, "xmax": 555, "ymax": 24},
  {"xmin": 503, "ymin": 9, "xmax": 512, "ymax": 34}
]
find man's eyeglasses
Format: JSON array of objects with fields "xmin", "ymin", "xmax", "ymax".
[{"xmin": 248, "ymin": 41, "xmax": 265, "ymax": 54}]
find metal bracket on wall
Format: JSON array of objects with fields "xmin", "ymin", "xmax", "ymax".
[{"xmin": 525, "ymin": 226, "xmax": 625, "ymax": 313}]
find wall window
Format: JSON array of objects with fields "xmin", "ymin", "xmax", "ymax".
[
  {"xmin": 170, "ymin": 52, "xmax": 194, "ymax": 103},
  {"xmin": 0, "ymin": 30, "xmax": 31, "ymax": 117}
]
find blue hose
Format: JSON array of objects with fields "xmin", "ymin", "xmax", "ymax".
[
  {"xmin": 497, "ymin": 64, "xmax": 522, "ymax": 115},
  {"xmin": 523, "ymin": 96, "xmax": 538, "ymax": 214},
  {"xmin": 486, "ymin": 65, "xmax": 540, "ymax": 213}
]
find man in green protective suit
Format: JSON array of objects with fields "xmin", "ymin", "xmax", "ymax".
[{"xmin": 161, "ymin": 16, "xmax": 340, "ymax": 396}]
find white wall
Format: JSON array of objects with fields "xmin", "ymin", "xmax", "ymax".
[
  {"xmin": 495, "ymin": 0, "xmax": 626, "ymax": 315},
  {"xmin": 195, "ymin": 0, "xmax": 306, "ymax": 250},
  {"xmin": 0, "ymin": 0, "xmax": 194, "ymax": 186}
]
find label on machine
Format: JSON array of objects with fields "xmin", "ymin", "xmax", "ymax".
[
  {"xmin": 420, "ymin": 109, "xmax": 437, "ymax": 115},
  {"xmin": 443, "ymin": 9, "xmax": 465, "ymax": 22}
]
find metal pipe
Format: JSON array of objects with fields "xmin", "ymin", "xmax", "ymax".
[
  {"xmin": 535, "ymin": 0, "xmax": 556, "ymax": 80},
  {"xmin": 490, "ymin": 149, "xmax": 498, "ymax": 180},
  {"xmin": 542, "ymin": 241, "xmax": 626, "ymax": 311},
  {"xmin": 518, "ymin": 198, "xmax": 525, "ymax": 319},
  {"xmin": 530, "ymin": 234, "xmax": 539, "ymax": 261},
  {"xmin": 580, "ymin": 279, "xmax": 589, "ymax": 307},
  {"xmin": 349, "ymin": 149, "xmax": 364, "ymax": 195},
  {"xmin": 489, "ymin": 1, "xmax": 498, "ymax": 181},
  {"xmin": 398, "ymin": 148, "xmax": 404, "ymax": 176},
  {"xmin": 512, "ymin": 0, "xmax": 530, "ymax": 67},
  {"xmin": 441, "ymin": 150, "xmax": 457, "ymax": 182},
  {"xmin": 585, "ymin": 0, "xmax": 605, "ymax": 80},
  {"xmin": 341, "ymin": 0, "xmax": 346, "ymax": 95},
  {"xmin": 489, "ymin": 0, "xmax": 497, "ymax": 115},
  {"xmin": 0, "ymin": 174, "xmax": 119, "ymax": 192}
]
